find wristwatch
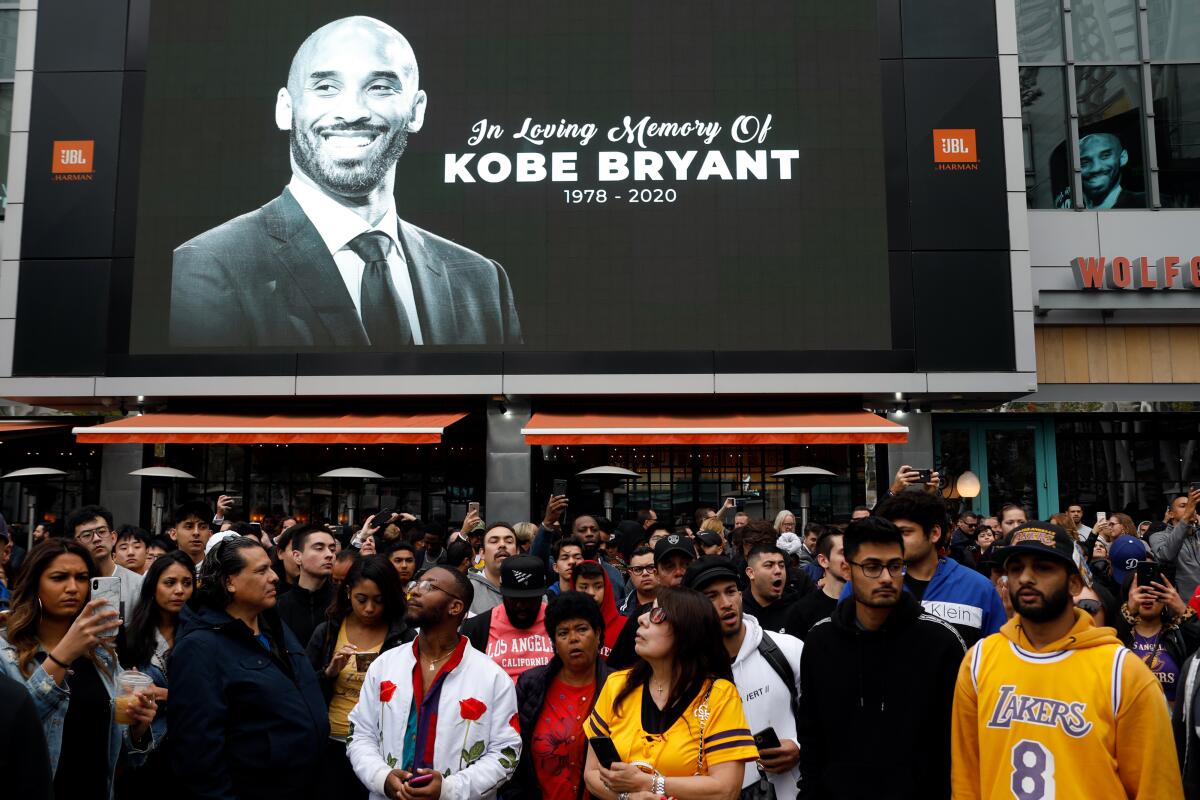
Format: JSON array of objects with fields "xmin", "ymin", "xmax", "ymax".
[
  {"xmin": 652, "ymin": 773, "xmax": 666, "ymax": 794},
  {"xmin": 618, "ymin": 793, "xmax": 631, "ymax": 800}
]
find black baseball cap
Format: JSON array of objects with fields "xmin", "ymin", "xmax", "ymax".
[
  {"xmin": 654, "ymin": 533, "xmax": 696, "ymax": 565},
  {"xmin": 682, "ymin": 556, "xmax": 740, "ymax": 592},
  {"xmin": 500, "ymin": 554, "xmax": 549, "ymax": 598},
  {"xmin": 1000, "ymin": 522, "xmax": 1078, "ymax": 572},
  {"xmin": 696, "ymin": 531, "xmax": 723, "ymax": 548}
]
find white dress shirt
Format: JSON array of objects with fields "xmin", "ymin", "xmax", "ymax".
[{"xmin": 287, "ymin": 176, "xmax": 424, "ymax": 344}]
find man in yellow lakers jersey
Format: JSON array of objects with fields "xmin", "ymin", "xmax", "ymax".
[{"xmin": 952, "ymin": 521, "xmax": 1183, "ymax": 799}]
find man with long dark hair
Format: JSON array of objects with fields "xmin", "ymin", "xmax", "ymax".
[
  {"xmin": 798, "ymin": 516, "xmax": 966, "ymax": 799},
  {"xmin": 169, "ymin": 536, "xmax": 327, "ymax": 799}
]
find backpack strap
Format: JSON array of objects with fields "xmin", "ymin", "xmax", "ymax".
[{"xmin": 756, "ymin": 633, "xmax": 800, "ymax": 724}]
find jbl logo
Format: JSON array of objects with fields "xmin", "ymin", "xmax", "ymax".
[
  {"xmin": 52, "ymin": 140, "xmax": 94, "ymax": 174},
  {"xmin": 933, "ymin": 129, "xmax": 977, "ymax": 164}
]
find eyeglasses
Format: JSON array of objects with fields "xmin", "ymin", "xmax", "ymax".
[
  {"xmin": 406, "ymin": 579, "xmax": 463, "ymax": 602},
  {"xmin": 848, "ymin": 559, "xmax": 907, "ymax": 578},
  {"xmin": 629, "ymin": 565, "xmax": 657, "ymax": 575},
  {"xmin": 74, "ymin": 526, "xmax": 111, "ymax": 542},
  {"xmin": 648, "ymin": 606, "xmax": 668, "ymax": 624}
]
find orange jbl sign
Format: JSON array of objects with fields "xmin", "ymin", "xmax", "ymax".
[
  {"xmin": 932, "ymin": 129, "xmax": 977, "ymax": 163},
  {"xmin": 52, "ymin": 140, "xmax": 94, "ymax": 174}
]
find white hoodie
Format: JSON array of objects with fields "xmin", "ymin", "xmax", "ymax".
[{"xmin": 731, "ymin": 614, "xmax": 804, "ymax": 797}]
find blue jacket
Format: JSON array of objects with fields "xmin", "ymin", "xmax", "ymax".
[
  {"xmin": 168, "ymin": 604, "xmax": 328, "ymax": 800},
  {"xmin": 839, "ymin": 556, "xmax": 1005, "ymax": 646},
  {"xmin": 0, "ymin": 633, "xmax": 151, "ymax": 798}
]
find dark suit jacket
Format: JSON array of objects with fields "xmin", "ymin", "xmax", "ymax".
[{"xmin": 169, "ymin": 188, "xmax": 522, "ymax": 348}]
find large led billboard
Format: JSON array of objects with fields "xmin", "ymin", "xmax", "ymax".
[{"xmin": 126, "ymin": 0, "xmax": 892, "ymax": 353}]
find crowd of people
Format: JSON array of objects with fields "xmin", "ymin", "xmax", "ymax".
[{"xmin": 1, "ymin": 464, "xmax": 1199, "ymax": 798}]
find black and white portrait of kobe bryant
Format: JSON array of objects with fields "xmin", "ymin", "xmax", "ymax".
[{"xmin": 168, "ymin": 16, "xmax": 522, "ymax": 349}]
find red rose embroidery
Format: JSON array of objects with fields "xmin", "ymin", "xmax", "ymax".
[
  {"xmin": 509, "ymin": 713, "xmax": 520, "ymax": 733},
  {"xmin": 379, "ymin": 680, "xmax": 398, "ymax": 703},
  {"xmin": 459, "ymin": 697, "xmax": 487, "ymax": 721}
]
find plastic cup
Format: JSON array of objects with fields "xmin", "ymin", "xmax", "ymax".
[{"xmin": 114, "ymin": 671, "xmax": 154, "ymax": 724}]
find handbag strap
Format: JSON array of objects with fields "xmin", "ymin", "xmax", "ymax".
[{"xmin": 693, "ymin": 681, "xmax": 715, "ymax": 775}]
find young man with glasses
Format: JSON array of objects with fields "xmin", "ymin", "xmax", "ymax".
[
  {"xmin": 65, "ymin": 504, "xmax": 144, "ymax": 617},
  {"xmin": 842, "ymin": 491, "xmax": 1005, "ymax": 648},
  {"xmin": 617, "ymin": 546, "xmax": 658, "ymax": 617},
  {"xmin": 348, "ymin": 565, "xmax": 520, "ymax": 799},
  {"xmin": 798, "ymin": 516, "xmax": 966, "ymax": 800}
]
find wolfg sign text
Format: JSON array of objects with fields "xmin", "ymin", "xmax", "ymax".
[
  {"xmin": 1073, "ymin": 256, "xmax": 1200, "ymax": 290},
  {"xmin": 444, "ymin": 114, "xmax": 799, "ymax": 185}
]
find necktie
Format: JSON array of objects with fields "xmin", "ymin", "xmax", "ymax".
[{"xmin": 347, "ymin": 231, "xmax": 412, "ymax": 347}]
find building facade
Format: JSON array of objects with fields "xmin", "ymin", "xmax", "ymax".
[{"xmin": 1, "ymin": 1, "xmax": 1191, "ymax": 538}]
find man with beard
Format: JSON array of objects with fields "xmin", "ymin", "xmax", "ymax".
[
  {"xmin": 169, "ymin": 15, "xmax": 521, "ymax": 349},
  {"xmin": 533, "ymin": 500, "xmax": 626, "ymax": 594},
  {"xmin": 469, "ymin": 523, "xmax": 517, "ymax": 615},
  {"xmin": 952, "ymin": 521, "xmax": 1181, "ymax": 798},
  {"xmin": 347, "ymin": 566, "xmax": 520, "ymax": 798},
  {"xmin": 797, "ymin": 516, "xmax": 965, "ymax": 800},
  {"xmin": 686, "ymin": 556, "xmax": 803, "ymax": 799},
  {"xmin": 460, "ymin": 555, "xmax": 553, "ymax": 681}
]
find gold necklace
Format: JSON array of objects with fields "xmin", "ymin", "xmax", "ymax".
[{"xmin": 419, "ymin": 645, "xmax": 455, "ymax": 672}]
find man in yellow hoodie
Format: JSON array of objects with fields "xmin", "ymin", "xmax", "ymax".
[{"xmin": 952, "ymin": 521, "xmax": 1183, "ymax": 799}]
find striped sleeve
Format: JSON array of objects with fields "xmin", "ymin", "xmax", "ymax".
[
  {"xmin": 700, "ymin": 680, "xmax": 759, "ymax": 766},
  {"xmin": 585, "ymin": 672, "xmax": 618, "ymax": 739}
]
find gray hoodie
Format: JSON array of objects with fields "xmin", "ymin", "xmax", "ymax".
[
  {"xmin": 467, "ymin": 569, "xmax": 504, "ymax": 616},
  {"xmin": 1150, "ymin": 520, "xmax": 1200, "ymax": 601}
]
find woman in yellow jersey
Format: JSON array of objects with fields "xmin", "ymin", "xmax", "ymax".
[
  {"xmin": 305, "ymin": 555, "xmax": 414, "ymax": 799},
  {"xmin": 583, "ymin": 587, "xmax": 758, "ymax": 800}
]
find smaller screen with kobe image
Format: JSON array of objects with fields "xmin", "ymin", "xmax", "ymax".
[{"xmin": 128, "ymin": 0, "xmax": 892, "ymax": 355}]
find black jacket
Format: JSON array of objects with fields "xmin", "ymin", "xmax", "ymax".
[
  {"xmin": 169, "ymin": 188, "xmax": 522, "ymax": 348},
  {"xmin": 460, "ymin": 608, "xmax": 495, "ymax": 654},
  {"xmin": 305, "ymin": 617, "xmax": 416, "ymax": 702},
  {"xmin": 1113, "ymin": 610, "xmax": 1200, "ymax": 674},
  {"xmin": 169, "ymin": 604, "xmax": 329, "ymax": 800},
  {"xmin": 503, "ymin": 657, "xmax": 613, "ymax": 800},
  {"xmin": 784, "ymin": 588, "xmax": 838, "ymax": 641},
  {"xmin": 0, "ymin": 673, "xmax": 52, "ymax": 800},
  {"xmin": 797, "ymin": 593, "xmax": 966, "ymax": 800},
  {"xmin": 275, "ymin": 580, "xmax": 335, "ymax": 650},
  {"xmin": 742, "ymin": 588, "xmax": 800, "ymax": 635}
]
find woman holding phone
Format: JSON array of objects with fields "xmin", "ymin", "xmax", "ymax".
[
  {"xmin": 0, "ymin": 539, "xmax": 157, "ymax": 799},
  {"xmin": 1115, "ymin": 569, "xmax": 1200, "ymax": 707},
  {"xmin": 116, "ymin": 550, "xmax": 194, "ymax": 798},
  {"xmin": 583, "ymin": 587, "xmax": 757, "ymax": 800},
  {"xmin": 306, "ymin": 555, "xmax": 414, "ymax": 799}
]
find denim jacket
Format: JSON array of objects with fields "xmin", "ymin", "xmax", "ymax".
[{"xmin": 0, "ymin": 630, "xmax": 153, "ymax": 798}]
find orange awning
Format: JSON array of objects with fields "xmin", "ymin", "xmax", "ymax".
[
  {"xmin": 73, "ymin": 412, "xmax": 467, "ymax": 445},
  {"xmin": 522, "ymin": 411, "xmax": 908, "ymax": 446},
  {"xmin": 0, "ymin": 422, "xmax": 71, "ymax": 439}
]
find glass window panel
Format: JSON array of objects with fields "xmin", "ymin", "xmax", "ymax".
[
  {"xmin": 1073, "ymin": 66, "xmax": 1148, "ymax": 208},
  {"xmin": 1071, "ymin": 0, "xmax": 1140, "ymax": 63},
  {"xmin": 0, "ymin": 82, "xmax": 11, "ymax": 220},
  {"xmin": 1020, "ymin": 67, "xmax": 1073, "ymax": 208},
  {"xmin": 1148, "ymin": 0, "xmax": 1200, "ymax": 61},
  {"xmin": 1152, "ymin": 65, "xmax": 1200, "ymax": 207},
  {"xmin": 0, "ymin": 11, "xmax": 15, "ymax": 80},
  {"xmin": 1017, "ymin": 0, "xmax": 1065, "ymax": 63}
]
